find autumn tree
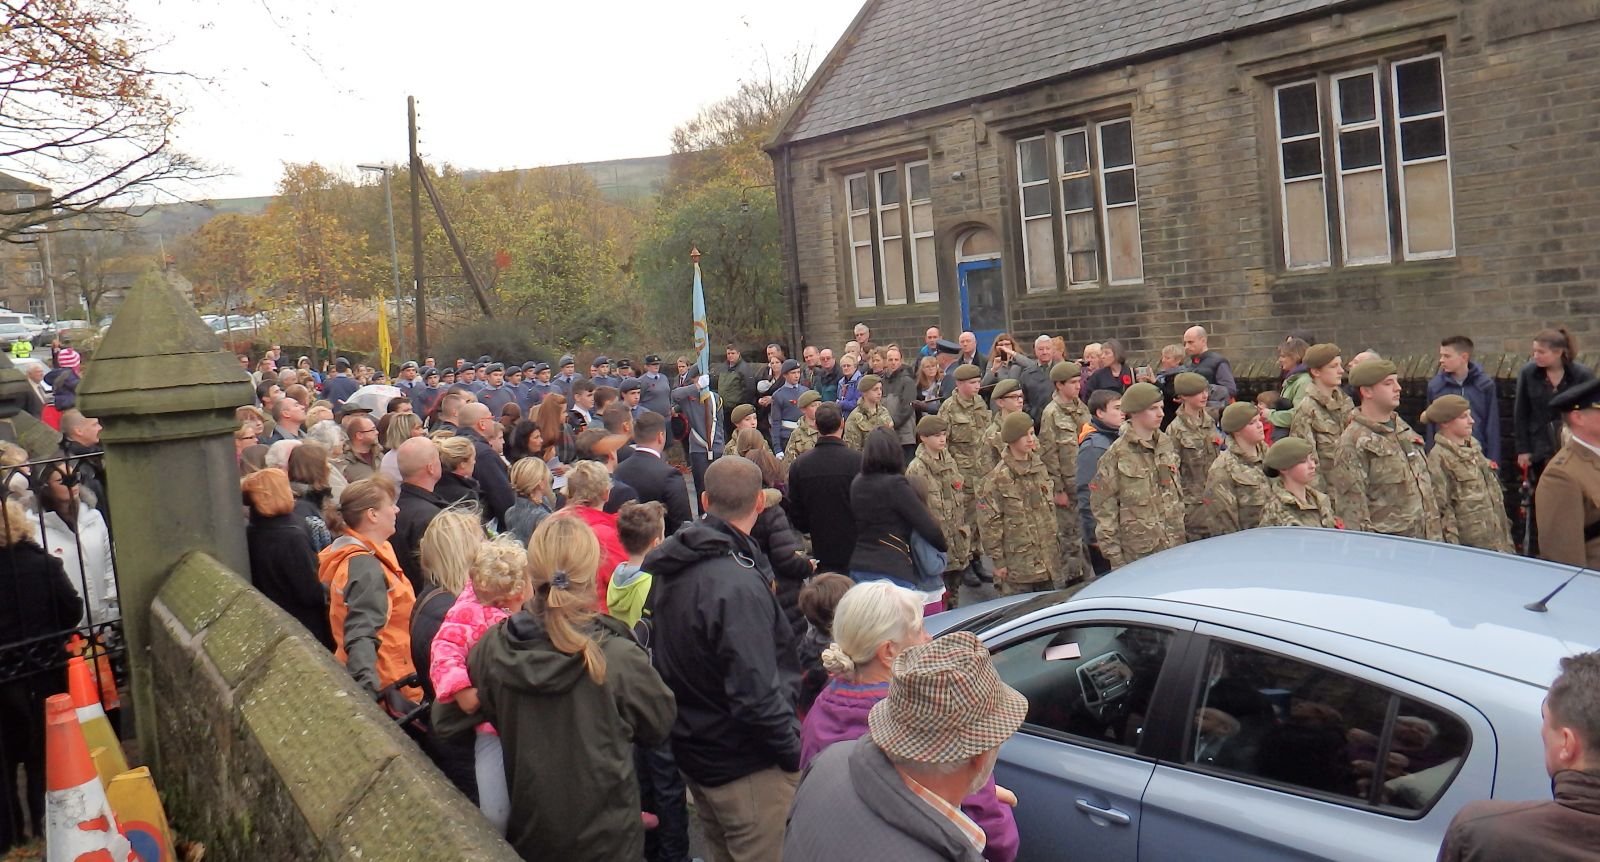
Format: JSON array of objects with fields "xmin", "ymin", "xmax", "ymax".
[
  {"xmin": 1, "ymin": 0, "xmax": 210, "ymax": 241},
  {"xmin": 179, "ymin": 212, "xmax": 262, "ymax": 324},
  {"xmin": 53, "ymin": 210, "xmax": 157, "ymax": 321},
  {"xmin": 637, "ymin": 51, "xmax": 809, "ymax": 349},
  {"xmin": 254, "ymin": 163, "xmax": 373, "ymax": 364}
]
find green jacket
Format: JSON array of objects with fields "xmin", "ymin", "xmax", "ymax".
[
  {"xmin": 605, "ymin": 563, "xmax": 653, "ymax": 630},
  {"xmin": 1270, "ymin": 371, "xmax": 1310, "ymax": 430},
  {"xmin": 433, "ymin": 610, "xmax": 675, "ymax": 862}
]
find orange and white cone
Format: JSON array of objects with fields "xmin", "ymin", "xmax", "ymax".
[
  {"xmin": 44, "ymin": 692, "xmax": 134, "ymax": 862},
  {"xmin": 68, "ymin": 655, "xmax": 128, "ymax": 786}
]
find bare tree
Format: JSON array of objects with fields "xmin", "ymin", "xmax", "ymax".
[{"xmin": 0, "ymin": 0, "xmax": 212, "ymax": 242}]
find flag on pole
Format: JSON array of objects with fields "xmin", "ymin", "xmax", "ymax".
[
  {"xmin": 691, "ymin": 247, "xmax": 709, "ymax": 382},
  {"xmin": 376, "ymin": 298, "xmax": 392, "ymax": 375}
]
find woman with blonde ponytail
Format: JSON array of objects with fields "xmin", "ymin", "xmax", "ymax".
[
  {"xmin": 797, "ymin": 581, "xmax": 1021, "ymax": 862},
  {"xmin": 431, "ymin": 514, "xmax": 675, "ymax": 862}
]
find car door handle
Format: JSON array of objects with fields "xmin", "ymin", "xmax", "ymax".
[{"xmin": 1074, "ymin": 798, "xmax": 1132, "ymax": 826}]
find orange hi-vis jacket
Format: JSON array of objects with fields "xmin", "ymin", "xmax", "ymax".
[{"xmin": 318, "ymin": 532, "xmax": 419, "ymax": 697}]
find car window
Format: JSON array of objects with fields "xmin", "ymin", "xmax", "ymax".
[
  {"xmin": 991, "ymin": 623, "xmax": 1173, "ymax": 751},
  {"xmin": 1189, "ymin": 640, "xmax": 1469, "ymax": 813}
]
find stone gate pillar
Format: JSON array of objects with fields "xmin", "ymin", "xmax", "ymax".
[{"xmin": 77, "ymin": 276, "xmax": 254, "ymax": 761}]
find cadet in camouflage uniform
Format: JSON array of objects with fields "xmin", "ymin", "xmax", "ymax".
[
  {"xmin": 977, "ymin": 412, "xmax": 1057, "ymax": 595},
  {"xmin": 783, "ymin": 390, "xmax": 823, "ymax": 462},
  {"xmin": 1167, "ymin": 371, "xmax": 1221, "ymax": 540},
  {"xmin": 1090, "ymin": 382, "xmax": 1187, "ymax": 569},
  {"xmin": 1290, "ymin": 343, "xmax": 1353, "ymax": 499},
  {"xmin": 1423, "ymin": 394, "xmax": 1513, "ymax": 552},
  {"xmin": 1258, "ymin": 436, "xmax": 1342, "ymax": 529},
  {"xmin": 1037, "ymin": 361, "xmax": 1092, "ymax": 586},
  {"xmin": 983, "ymin": 378, "xmax": 1028, "ymax": 467},
  {"xmin": 939, "ymin": 364, "xmax": 993, "ymax": 488},
  {"xmin": 906, "ymin": 415, "xmax": 975, "ymax": 601},
  {"xmin": 1328, "ymin": 360, "xmax": 1445, "ymax": 540},
  {"xmin": 724, "ymin": 403, "xmax": 759, "ymax": 458},
  {"xmin": 843, "ymin": 374, "xmax": 894, "ymax": 450},
  {"xmin": 1199, "ymin": 402, "xmax": 1272, "ymax": 536}
]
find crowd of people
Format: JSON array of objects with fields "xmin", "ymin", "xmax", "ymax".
[{"xmin": 8, "ymin": 310, "xmax": 1600, "ymax": 859}]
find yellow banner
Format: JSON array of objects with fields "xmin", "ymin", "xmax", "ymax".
[{"xmin": 376, "ymin": 298, "xmax": 392, "ymax": 374}]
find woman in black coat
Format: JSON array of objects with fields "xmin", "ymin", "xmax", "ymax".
[
  {"xmin": 847, "ymin": 428, "xmax": 947, "ymax": 587},
  {"xmin": 242, "ymin": 468, "xmax": 333, "ymax": 650},
  {"xmin": 0, "ymin": 499, "xmax": 82, "ymax": 851}
]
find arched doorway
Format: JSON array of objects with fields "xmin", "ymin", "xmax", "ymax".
[{"xmin": 955, "ymin": 227, "xmax": 1005, "ymax": 354}]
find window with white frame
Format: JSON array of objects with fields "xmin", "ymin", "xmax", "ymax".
[
  {"xmin": 844, "ymin": 159, "xmax": 940, "ymax": 307},
  {"xmin": 14, "ymin": 193, "xmax": 35, "ymax": 209},
  {"xmin": 27, "ymin": 298, "xmax": 45, "ymax": 317},
  {"xmin": 1272, "ymin": 53, "xmax": 1455, "ymax": 269},
  {"xmin": 23, "ymin": 262, "xmax": 42, "ymax": 286},
  {"xmin": 1017, "ymin": 118, "xmax": 1144, "ymax": 292}
]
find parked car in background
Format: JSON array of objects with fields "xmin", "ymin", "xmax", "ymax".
[
  {"xmin": 0, "ymin": 312, "xmax": 46, "ymax": 338},
  {"xmin": 0, "ymin": 323, "xmax": 35, "ymax": 344},
  {"xmin": 932, "ymin": 528, "xmax": 1595, "ymax": 862}
]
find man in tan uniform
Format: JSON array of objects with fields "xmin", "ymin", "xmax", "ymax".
[
  {"xmin": 1536, "ymin": 378, "xmax": 1600, "ymax": 568},
  {"xmin": 906, "ymin": 415, "xmax": 974, "ymax": 602},
  {"xmin": 1423, "ymin": 394, "xmax": 1513, "ymax": 552},
  {"xmin": 1090, "ymin": 382, "xmax": 1186, "ymax": 569},
  {"xmin": 977, "ymin": 412, "xmax": 1057, "ymax": 595},
  {"xmin": 1290, "ymin": 343, "xmax": 1352, "ymax": 499},
  {"xmin": 783, "ymin": 390, "xmax": 823, "ymax": 462},
  {"xmin": 1037, "ymin": 361, "xmax": 1093, "ymax": 587},
  {"xmin": 1328, "ymin": 359, "xmax": 1444, "ymax": 540},
  {"xmin": 1199, "ymin": 402, "xmax": 1271, "ymax": 536},
  {"xmin": 843, "ymin": 374, "xmax": 893, "ymax": 450},
  {"xmin": 1167, "ymin": 371, "xmax": 1220, "ymax": 540}
]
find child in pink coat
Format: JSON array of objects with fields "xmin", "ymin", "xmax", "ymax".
[{"xmin": 430, "ymin": 538, "xmax": 528, "ymax": 836}]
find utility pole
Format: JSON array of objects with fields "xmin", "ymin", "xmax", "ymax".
[{"xmin": 408, "ymin": 95, "xmax": 427, "ymax": 356}]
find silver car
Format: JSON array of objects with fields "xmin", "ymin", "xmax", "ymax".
[{"xmin": 932, "ymin": 527, "xmax": 1594, "ymax": 861}]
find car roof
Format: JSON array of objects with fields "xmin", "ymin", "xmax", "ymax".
[{"xmin": 1074, "ymin": 528, "xmax": 1599, "ymax": 687}]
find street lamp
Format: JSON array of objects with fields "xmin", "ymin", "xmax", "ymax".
[
  {"xmin": 21, "ymin": 226, "xmax": 60, "ymax": 323},
  {"xmin": 358, "ymin": 163, "xmax": 406, "ymax": 361}
]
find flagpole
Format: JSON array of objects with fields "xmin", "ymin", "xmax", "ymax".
[{"xmin": 691, "ymin": 246, "xmax": 714, "ymax": 461}]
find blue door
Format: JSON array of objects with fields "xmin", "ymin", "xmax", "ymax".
[{"xmin": 958, "ymin": 259, "xmax": 1005, "ymax": 355}]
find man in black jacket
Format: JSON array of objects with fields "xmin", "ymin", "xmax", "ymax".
[
  {"xmin": 390, "ymin": 437, "xmax": 449, "ymax": 594},
  {"xmin": 784, "ymin": 403, "xmax": 860, "ymax": 573},
  {"xmin": 457, "ymin": 402, "xmax": 515, "ymax": 528},
  {"xmin": 644, "ymin": 456, "xmax": 800, "ymax": 862},
  {"xmin": 613, "ymin": 411, "xmax": 693, "ymax": 534}
]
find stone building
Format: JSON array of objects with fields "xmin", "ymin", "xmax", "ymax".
[
  {"xmin": 767, "ymin": 0, "xmax": 1600, "ymax": 362},
  {"xmin": 0, "ymin": 170, "xmax": 54, "ymax": 316}
]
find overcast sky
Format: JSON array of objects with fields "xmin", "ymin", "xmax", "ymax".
[{"xmin": 133, "ymin": 0, "xmax": 863, "ymax": 199}]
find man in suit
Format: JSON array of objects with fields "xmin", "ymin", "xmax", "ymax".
[
  {"xmin": 614, "ymin": 411, "xmax": 694, "ymax": 535},
  {"xmin": 1537, "ymin": 378, "xmax": 1600, "ymax": 568},
  {"xmin": 784, "ymin": 402, "xmax": 861, "ymax": 574}
]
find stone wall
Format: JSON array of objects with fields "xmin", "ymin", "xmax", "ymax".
[
  {"xmin": 148, "ymin": 552, "xmax": 517, "ymax": 862},
  {"xmin": 776, "ymin": 0, "xmax": 1600, "ymax": 361}
]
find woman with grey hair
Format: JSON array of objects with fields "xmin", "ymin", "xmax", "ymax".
[
  {"xmin": 303, "ymin": 420, "xmax": 350, "ymax": 498},
  {"xmin": 797, "ymin": 580, "xmax": 1018, "ymax": 861}
]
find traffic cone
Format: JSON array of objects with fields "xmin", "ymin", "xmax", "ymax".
[
  {"xmin": 68, "ymin": 654, "xmax": 128, "ymax": 786},
  {"xmin": 44, "ymin": 693, "xmax": 134, "ymax": 862}
]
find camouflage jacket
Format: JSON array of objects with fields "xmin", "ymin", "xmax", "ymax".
[
  {"xmin": 1259, "ymin": 480, "xmax": 1342, "ymax": 529},
  {"xmin": 1090, "ymin": 428, "xmax": 1187, "ymax": 569},
  {"xmin": 982, "ymin": 411, "xmax": 1027, "ymax": 473},
  {"xmin": 1429, "ymin": 436, "xmax": 1513, "ymax": 552},
  {"xmin": 1167, "ymin": 408, "xmax": 1221, "ymax": 510},
  {"xmin": 1329, "ymin": 412, "xmax": 1444, "ymax": 540},
  {"xmin": 1039, "ymin": 397, "xmax": 1091, "ymax": 498},
  {"xmin": 977, "ymin": 450, "xmax": 1056, "ymax": 583},
  {"xmin": 938, "ymin": 392, "xmax": 993, "ymax": 485},
  {"xmin": 1198, "ymin": 441, "xmax": 1269, "ymax": 536},
  {"xmin": 785, "ymin": 417, "xmax": 820, "ymax": 462},
  {"xmin": 1291, "ymin": 385, "xmax": 1353, "ymax": 496},
  {"xmin": 907, "ymin": 445, "xmax": 973, "ymax": 570},
  {"xmin": 843, "ymin": 401, "xmax": 894, "ymax": 450}
]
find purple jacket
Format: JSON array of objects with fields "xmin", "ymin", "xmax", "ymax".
[{"xmin": 800, "ymin": 678, "xmax": 1020, "ymax": 862}]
